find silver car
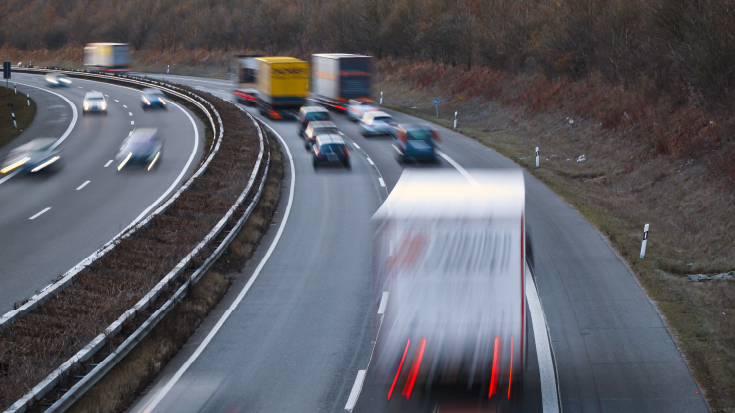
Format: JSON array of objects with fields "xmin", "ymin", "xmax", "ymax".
[
  {"xmin": 346, "ymin": 99, "xmax": 378, "ymax": 121},
  {"xmin": 359, "ymin": 111, "xmax": 397, "ymax": 137},
  {"xmin": 45, "ymin": 72, "xmax": 71, "ymax": 87},
  {"xmin": 83, "ymin": 91, "xmax": 107, "ymax": 115}
]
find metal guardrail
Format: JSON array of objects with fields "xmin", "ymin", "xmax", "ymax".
[{"xmin": 2, "ymin": 70, "xmax": 270, "ymax": 412}]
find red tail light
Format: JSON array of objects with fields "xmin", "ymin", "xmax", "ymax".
[
  {"xmin": 489, "ymin": 336, "xmax": 501, "ymax": 398},
  {"xmin": 342, "ymin": 146, "xmax": 350, "ymax": 158},
  {"xmin": 314, "ymin": 146, "xmax": 321, "ymax": 158},
  {"xmin": 388, "ymin": 339, "xmax": 411, "ymax": 400},
  {"xmin": 269, "ymin": 110, "xmax": 281, "ymax": 120},
  {"xmin": 402, "ymin": 337, "xmax": 426, "ymax": 399},
  {"xmin": 508, "ymin": 336, "xmax": 514, "ymax": 399}
]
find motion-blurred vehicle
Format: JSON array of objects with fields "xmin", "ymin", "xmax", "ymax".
[
  {"xmin": 141, "ymin": 88, "xmax": 167, "ymax": 110},
  {"xmin": 83, "ymin": 43, "xmax": 131, "ymax": 72},
  {"xmin": 231, "ymin": 54, "xmax": 263, "ymax": 105},
  {"xmin": 311, "ymin": 133, "xmax": 350, "ymax": 168},
  {"xmin": 115, "ymin": 128, "xmax": 163, "ymax": 171},
  {"xmin": 45, "ymin": 72, "xmax": 71, "ymax": 87},
  {"xmin": 372, "ymin": 169, "xmax": 530, "ymax": 409},
  {"xmin": 83, "ymin": 92, "xmax": 108, "ymax": 115},
  {"xmin": 359, "ymin": 111, "xmax": 396, "ymax": 137},
  {"xmin": 298, "ymin": 106, "xmax": 330, "ymax": 137},
  {"xmin": 393, "ymin": 123, "xmax": 441, "ymax": 163},
  {"xmin": 311, "ymin": 54, "xmax": 373, "ymax": 112},
  {"xmin": 236, "ymin": 56, "xmax": 308, "ymax": 120},
  {"xmin": 303, "ymin": 121, "xmax": 339, "ymax": 149},
  {"xmin": 0, "ymin": 138, "xmax": 61, "ymax": 175},
  {"xmin": 346, "ymin": 98, "xmax": 378, "ymax": 122}
]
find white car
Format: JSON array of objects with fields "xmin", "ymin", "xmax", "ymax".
[
  {"xmin": 45, "ymin": 72, "xmax": 71, "ymax": 87},
  {"xmin": 346, "ymin": 99, "xmax": 378, "ymax": 121},
  {"xmin": 83, "ymin": 91, "xmax": 107, "ymax": 115},
  {"xmin": 359, "ymin": 111, "xmax": 397, "ymax": 137}
]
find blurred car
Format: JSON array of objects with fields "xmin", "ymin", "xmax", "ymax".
[
  {"xmin": 45, "ymin": 72, "xmax": 71, "ymax": 87},
  {"xmin": 115, "ymin": 128, "xmax": 163, "ymax": 171},
  {"xmin": 141, "ymin": 88, "xmax": 168, "ymax": 110},
  {"xmin": 83, "ymin": 91, "xmax": 107, "ymax": 115},
  {"xmin": 346, "ymin": 98, "xmax": 378, "ymax": 121},
  {"xmin": 298, "ymin": 106, "xmax": 331, "ymax": 137},
  {"xmin": 303, "ymin": 120, "xmax": 339, "ymax": 149},
  {"xmin": 311, "ymin": 133, "xmax": 350, "ymax": 168},
  {"xmin": 393, "ymin": 123, "xmax": 441, "ymax": 163},
  {"xmin": 0, "ymin": 138, "xmax": 61, "ymax": 175},
  {"xmin": 359, "ymin": 111, "xmax": 397, "ymax": 137}
]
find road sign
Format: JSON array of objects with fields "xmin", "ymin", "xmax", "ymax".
[
  {"xmin": 3, "ymin": 62, "xmax": 10, "ymax": 79},
  {"xmin": 433, "ymin": 100, "xmax": 440, "ymax": 104},
  {"xmin": 7, "ymin": 102, "xmax": 14, "ymax": 108}
]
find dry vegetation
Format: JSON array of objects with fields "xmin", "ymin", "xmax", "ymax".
[
  {"xmin": 0, "ymin": 87, "xmax": 261, "ymax": 410},
  {"xmin": 0, "ymin": 86, "xmax": 36, "ymax": 151}
]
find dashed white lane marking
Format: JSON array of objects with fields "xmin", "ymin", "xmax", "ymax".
[
  {"xmin": 352, "ymin": 142, "xmax": 361, "ymax": 149},
  {"xmin": 104, "ymin": 160, "xmax": 113, "ymax": 168},
  {"xmin": 29, "ymin": 207, "xmax": 51, "ymax": 220},
  {"xmin": 367, "ymin": 157, "xmax": 375, "ymax": 166},
  {"xmin": 76, "ymin": 181, "xmax": 90, "ymax": 190},
  {"xmin": 129, "ymin": 112, "xmax": 133, "ymax": 116},
  {"xmin": 218, "ymin": 89, "xmax": 225, "ymax": 92},
  {"xmin": 378, "ymin": 292, "xmax": 389, "ymax": 315},
  {"xmin": 344, "ymin": 370, "xmax": 367, "ymax": 411},
  {"xmin": 91, "ymin": 90, "xmax": 97, "ymax": 92},
  {"xmin": 131, "ymin": 121, "xmax": 134, "ymax": 125},
  {"xmin": 378, "ymin": 177, "xmax": 386, "ymax": 187},
  {"xmin": 114, "ymin": 99, "xmax": 119, "ymax": 103},
  {"xmin": 77, "ymin": 86, "xmax": 83, "ymax": 89},
  {"xmin": 123, "ymin": 104, "xmax": 128, "ymax": 108},
  {"xmin": 105, "ymin": 94, "xmax": 109, "ymax": 97},
  {"xmin": 138, "ymin": 118, "xmax": 295, "ymax": 413}
]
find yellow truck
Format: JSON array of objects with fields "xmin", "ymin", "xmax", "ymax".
[
  {"xmin": 83, "ymin": 43, "xmax": 131, "ymax": 71},
  {"xmin": 232, "ymin": 56, "xmax": 309, "ymax": 119}
]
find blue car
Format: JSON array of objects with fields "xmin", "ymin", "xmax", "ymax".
[
  {"xmin": 141, "ymin": 88, "xmax": 168, "ymax": 110},
  {"xmin": 116, "ymin": 128, "xmax": 163, "ymax": 171},
  {"xmin": 393, "ymin": 123, "xmax": 440, "ymax": 163}
]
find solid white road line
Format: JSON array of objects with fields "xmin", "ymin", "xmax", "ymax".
[
  {"xmin": 13, "ymin": 82, "xmax": 78, "ymax": 152},
  {"xmin": 437, "ymin": 150, "xmax": 478, "ymax": 185},
  {"xmin": 76, "ymin": 181, "xmax": 90, "ymax": 191},
  {"xmin": 378, "ymin": 292, "xmax": 389, "ymax": 315},
  {"xmin": 527, "ymin": 270, "xmax": 561, "ymax": 413},
  {"xmin": 352, "ymin": 142, "xmax": 361, "ymax": 149},
  {"xmin": 104, "ymin": 160, "xmax": 113, "ymax": 168},
  {"xmin": 140, "ymin": 119, "xmax": 295, "ymax": 413},
  {"xmin": 378, "ymin": 177, "xmax": 386, "ymax": 187},
  {"xmin": 344, "ymin": 370, "xmax": 367, "ymax": 411},
  {"xmin": 29, "ymin": 207, "xmax": 51, "ymax": 220}
]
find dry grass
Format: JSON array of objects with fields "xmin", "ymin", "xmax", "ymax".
[
  {"xmin": 65, "ymin": 128, "xmax": 284, "ymax": 413},
  {"xmin": 0, "ymin": 86, "xmax": 36, "ymax": 151},
  {"xmin": 376, "ymin": 62, "xmax": 735, "ymax": 411},
  {"xmin": 0, "ymin": 86, "xmax": 261, "ymax": 410}
]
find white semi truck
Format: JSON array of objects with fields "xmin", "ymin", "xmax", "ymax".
[{"xmin": 83, "ymin": 43, "xmax": 131, "ymax": 71}]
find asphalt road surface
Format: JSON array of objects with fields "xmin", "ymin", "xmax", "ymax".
[
  {"xmin": 126, "ymin": 73, "xmax": 708, "ymax": 413},
  {"xmin": 0, "ymin": 73, "xmax": 204, "ymax": 314}
]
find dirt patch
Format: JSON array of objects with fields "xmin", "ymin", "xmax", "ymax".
[
  {"xmin": 0, "ymin": 86, "xmax": 37, "ymax": 151},
  {"xmin": 63, "ymin": 128, "xmax": 284, "ymax": 413},
  {"xmin": 0, "ymin": 86, "xmax": 260, "ymax": 410},
  {"xmin": 375, "ymin": 63, "xmax": 735, "ymax": 411}
]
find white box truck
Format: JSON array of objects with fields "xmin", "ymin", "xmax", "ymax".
[{"xmin": 83, "ymin": 43, "xmax": 131, "ymax": 71}]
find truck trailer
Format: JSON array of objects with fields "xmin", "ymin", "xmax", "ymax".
[
  {"xmin": 232, "ymin": 56, "xmax": 309, "ymax": 119},
  {"xmin": 83, "ymin": 43, "xmax": 131, "ymax": 71},
  {"xmin": 311, "ymin": 54, "xmax": 373, "ymax": 112},
  {"xmin": 371, "ymin": 169, "xmax": 530, "ymax": 410}
]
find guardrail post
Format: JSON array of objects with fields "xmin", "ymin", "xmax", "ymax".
[
  {"xmin": 536, "ymin": 147, "xmax": 540, "ymax": 168},
  {"xmin": 13, "ymin": 112, "xmax": 17, "ymax": 128},
  {"xmin": 640, "ymin": 224, "xmax": 649, "ymax": 258},
  {"xmin": 27, "ymin": 94, "xmax": 30, "ymax": 106}
]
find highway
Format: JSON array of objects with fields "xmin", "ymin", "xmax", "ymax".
[
  {"xmin": 126, "ymin": 73, "xmax": 708, "ymax": 413},
  {"xmin": 0, "ymin": 73, "xmax": 204, "ymax": 315}
]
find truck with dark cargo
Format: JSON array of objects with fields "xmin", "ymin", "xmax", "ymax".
[{"xmin": 311, "ymin": 54, "xmax": 373, "ymax": 112}]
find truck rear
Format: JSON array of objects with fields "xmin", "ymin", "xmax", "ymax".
[
  {"xmin": 231, "ymin": 54, "xmax": 263, "ymax": 105},
  {"xmin": 372, "ymin": 169, "xmax": 527, "ymax": 409},
  {"xmin": 255, "ymin": 57, "xmax": 309, "ymax": 119},
  {"xmin": 83, "ymin": 43, "xmax": 131, "ymax": 71},
  {"xmin": 311, "ymin": 54, "xmax": 373, "ymax": 112}
]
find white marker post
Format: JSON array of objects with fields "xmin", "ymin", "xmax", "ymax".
[
  {"xmin": 380, "ymin": 91, "xmax": 383, "ymax": 105},
  {"xmin": 167, "ymin": 64, "xmax": 170, "ymax": 74},
  {"xmin": 536, "ymin": 147, "xmax": 540, "ymax": 168},
  {"xmin": 14, "ymin": 83, "xmax": 17, "ymax": 94},
  {"xmin": 12, "ymin": 113, "xmax": 16, "ymax": 128},
  {"xmin": 640, "ymin": 224, "xmax": 649, "ymax": 258},
  {"xmin": 27, "ymin": 94, "xmax": 30, "ymax": 106},
  {"xmin": 454, "ymin": 111, "xmax": 458, "ymax": 129},
  {"xmin": 569, "ymin": 118, "xmax": 574, "ymax": 141}
]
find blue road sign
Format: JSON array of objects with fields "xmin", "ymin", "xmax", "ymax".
[{"xmin": 433, "ymin": 100, "xmax": 440, "ymax": 104}]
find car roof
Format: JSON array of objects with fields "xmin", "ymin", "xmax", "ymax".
[
  {"xmin": 143, "ymin": 88, "xmax": 165, "ymax": 95},
  {"xmin": 127, "ymin": 128, "xmax": 159, "ymax": 143},
  {"xmin": 400, "ymin": 123, "xmax": 437, "ymax": 132},
  {"xmin": 12, "ymin": 138, "xmax": 57, "ymax": 154},
  {"xmin": 307, "ymin": 121, "xmax": 337, "ymax": 129},
  {"xmin": 85, "ymin": 91, "xmax": 105, "ymax": 99},
  {"xmin": 316, "ymin": 133, "xmax": 345, "ymax": 145},
  {"xmin": 301, "ymin": 106, "xmax": 329, "ymax": 114}
]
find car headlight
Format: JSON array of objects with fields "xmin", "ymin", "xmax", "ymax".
[
  {"xmin": 31, "ymin": 156, "xmax": 60, "ymax": 173},
  {"xmin": 159, "ymin": 97, "xmax": 166, "ymax": 105},
  {"xmin": 101, "ymin": 102, "xmax": 107, "ymax": 111},
  {"xmin": 84, "ymin": 102, "xmax": 89, "ymax": 111},
  {"xmin": 1, "ymin": 157, "xmax": 31, "ymax": 173},
  {"xmin": 143, "ymin": 97, "xmax": 150, "ymax": 105}
]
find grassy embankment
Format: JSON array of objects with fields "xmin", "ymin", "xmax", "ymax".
[{"xmin": 0, "ymin": 86, "xmax": 37, "ymax": 150}]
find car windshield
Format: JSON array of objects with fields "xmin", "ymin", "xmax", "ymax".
[
  {"xmin": 124, "ymin": 139, "xmax": 156, "ymax": 153},
  {"xmin": 306, "ymin": 112, "xmax": 329, "ymax": 121},
  {"xmin": 320, "ymin": 143, "xmax": 344, "ymax": 153},
  {"xmin": 407, "ymin": 130, "xmax": 433, "ymax": 141},
  {"xmin": 87, "ymin": 96, "xmax": 103, "ymax": 101},
  {"xmin": 374, "ymin": 116, "xmax": 392, "ymax": 122},
  {"xmin": 314, "ymin": 127, "xmax": 338, "ymax": 135}
]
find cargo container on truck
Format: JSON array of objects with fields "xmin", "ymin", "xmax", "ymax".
[
  {"xmin": 83, "ymin": 43, "xmax": 131, "ymax": 71},
  {"xmin": 311, "ymin": 54, "xmax": 373, "ymax": 112},
  {"xmin": 232, "ymin": 56, "xmax": 309, "ymax": 119},
  {"xmin": 371, "ymin": 169, "xmax": 530, "ymax": 409}
]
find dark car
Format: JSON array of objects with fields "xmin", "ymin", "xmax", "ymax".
[
  {"xmin": 141, "ymin": 88, "xmax": 168, "ymax": 110},
  {"xmin": 311, "ymin": 133, "xmax": 350, "ymax": 168},
  {"xmin": 0, "ymin": 138, "xmax": 62, "ymax": 175},
  {"xmin": 298, "ymin": 106, "xmax": 330, "ymax": 137},
  {"xmin": 303, "ymin": 121, "xmax": 339, "ymax": 150},
  {"xmin": 393, "ymin": 123, "xmax": 441, "ymax": 163},
  {"xmin": 115, "ymin": 128, "xmax": 163, "ymax": 171}
]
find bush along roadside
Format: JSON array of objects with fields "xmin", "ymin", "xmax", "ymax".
[
  {"xmin": 0, "ymin": 83, "xmax": 260, "ymax": 411},
  {"xmin": 0, "ymin": 86, "xmax": 37, "ymax": 151}
]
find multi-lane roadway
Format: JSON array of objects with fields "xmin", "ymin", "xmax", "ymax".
[
  {"xmin": 119, "ymin": 74, "xmax": 709, "ymax": 413},
  {"xmin": 0, "ymin": 73, "xmax": 204, "ymax": 315}
]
